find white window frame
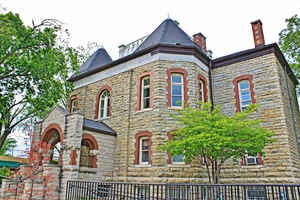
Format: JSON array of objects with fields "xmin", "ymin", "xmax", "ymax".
[
  {"xmin": 71, "ymin": 99, "xmax": 78, "ymax": 113},
  {"xmin": 139, "ymin": 137, "xmax": 149, "ymax": 165},
  {"xmin": 171, "ymin": 73, "xmax": 184, "ymax": 108},
  {"xmin": 98, "ymin": 90, "xmax": 110, "ymax": 119},
  {"xmin": 199, "ymin": 79, "xmax": 205, "ymax": 103},
  {"xmin": 245, "ymin": 151, "xmax": 258, "ymax": 165},
  {"xmin": 141, "ymin": 76, "xmax": 150, "ymax": 110},
  {"xmin": 172, "ymin": 154, "xmax": 185, "ymax": 164},
  {"xmin": 238, "ymin": 80, "xmax": 252, "ymax": 111}
]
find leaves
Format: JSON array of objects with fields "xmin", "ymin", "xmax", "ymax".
[
  {"xmin": 0, "ymin": 12, "xmax": 80, "ymax": 149},
  {"xmin": 279, "ymin": 15, "xmax": 300, "ymax": 95},
  {"xmin": 160, "ymin": 103, "xmax": 274, "ymax": 183}
]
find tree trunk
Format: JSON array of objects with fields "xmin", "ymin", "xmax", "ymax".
[{"xmin": 0, "ymin": 128, "xmax": 11, "ymax": 151}]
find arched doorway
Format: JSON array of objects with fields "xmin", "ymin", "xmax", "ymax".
[{"xmin": 40, "ymin": 123, "xmax": 63, "ymax": 165}]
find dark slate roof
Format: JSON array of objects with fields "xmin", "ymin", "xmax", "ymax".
[
  {"xmin": 83, "ymin": 118, "xmax": 116, "ymax": 136},
  {"xmin": 79, "ymin": 48, "xmax": 112, "ymax": 73},
  {"xmin": 135, "ymin": 19, "xmax": 203, "ymax": 53}
]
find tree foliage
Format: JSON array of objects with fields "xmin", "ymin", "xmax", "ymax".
[
  {"xmin": 0, "ymin": 138, "xmax": 17, "ymax": 155},
  {"xmin": 279, "ymin": 15, "xmax": 300, "ymax": 94},
  {"xmin": 0, "ymin": 12, "xmax": 80, "ymax": 150},
  {"xmin": 160, "ymin": 103, "xmax": 274, "ymax": 184}
]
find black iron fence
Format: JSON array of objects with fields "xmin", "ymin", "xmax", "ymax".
[{"xmin": 66, "ymin": 180, "xmax": 300, "ymax": 200}]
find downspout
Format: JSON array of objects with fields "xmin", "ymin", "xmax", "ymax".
[
  {"xmin": 283, "ymin": 63, "xmax": 300, "ymax": 154},
  {"xmin": 126, "ymin": 69, "xmax": 133, "ymax": 180},
  {"xmin": 208, "ymin": 60, "xmax": 214, "ymax": 108}
]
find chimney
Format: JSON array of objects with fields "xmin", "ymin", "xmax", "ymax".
[
  {"xmin": 251, "ymin": 20, "xmax": 265, "ymax": 47},
  {"xmin": 193, "ymin": 32, "xmax": 206, "ymax": 53}
]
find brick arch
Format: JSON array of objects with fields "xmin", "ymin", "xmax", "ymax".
[
  {"xmin": 80, "ymin": 133, "xmax": 99, "ymax": 168},
  {"xmin": 41, "ymin": 123, "xmax": 63, "ymax": 145},
  {"xmin": 40, "ymin": 123, "xmax": 63, "ymax": 165},
  {"xmin": 82, "ymin": 133, "xmax": 99, "ymax": 150},
  {"xmin": 94, "ymin": 85, "xmax": 112, "ymax": 119}
]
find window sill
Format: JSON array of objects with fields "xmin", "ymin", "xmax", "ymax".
[
  {"xmin": 168, "ymin": 107, "xmax": 183, "ymax": 110},
  {"xmin": 134, "ymin": 164, "xmax": 152, "ymax": 168},
  {"xmin": 135, "ymin": 108, "xmax": 153, "ymax": 114},
  {"xmin": 98, "ymin": 117, "xmax": 111, "ymax": 121},
  {"xmin": 241, "ymin": 164, "xmax": 264, "ymax": 168},
  {"xmin": 79, "ymin": 166, "xmax": 97, "ymax": 173},
  {"xmin": 167, "ymin": 163, "xmax": 191, "ymax": 167}
]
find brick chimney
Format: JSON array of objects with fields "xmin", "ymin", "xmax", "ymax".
[
  {"xmin": 251, "ymin": 20, "xmax": 265, "ymax": 47},
  {"xmin": 193, "ymin": 32, "xmax": 206, "ymax": 53}
]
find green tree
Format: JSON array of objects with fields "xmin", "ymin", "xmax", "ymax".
[
  {"xmin": 0, "ymin": 138, "xmax": 17, "ymax": 155},
  {"xmin": 0, "ymin": 12, "xmax": 80, "ymax": 150},
  {"xmin": 160, "ymin": 103, "xmax": 274, "ymax": 184},
  {"xmin": 279, "ymin": 15, "xmax": 300, "ymax": 94}
]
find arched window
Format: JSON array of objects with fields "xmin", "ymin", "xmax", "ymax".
[
  {"xmin": 70, "ymin": 97, "xmax": 79, "ymax": 113},
  {"xmin": 233, "ymin": 75, "xmax": 255, "ymax": 112},
  {"xmin": 136, "ymin": 71, "xmax": 153, "ymax": 111},
  {"xmin": 134, "ymin": 131, "xmax": 152, "ymax": 165},
  {"xmin": 167, "ymin": 68, "xmax": 188, "ymax": 108},
  {"xmin": 99, "ymin": 90, "xmax": 110, "ymax": 119},
  {"xmin": 198, "ymin": 74, "xmax": 208, "ymax": 103},
  {"xmin": 79, "ymin": 134, "xmax": 98, "ymax": 168},
  {"xmin": 95, "ymin": 86, "xmax": 112, "ymax": 120}
]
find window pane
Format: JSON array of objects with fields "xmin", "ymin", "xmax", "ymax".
[
  {"xmin": 172, "ymin": 154, "xmax": 184, "ymax": 163},
  {"xmin": 142, "ymin": 151, "xmax": 148, "ymax": 162},
  {"xmin": 142, "ymin": 139, "xmax": 148, "ymax": 150},
  {"xmin": 143, "ymin": 98, "xmax": 150, "ymax": 109},
  {"xmin": 172, "ymin": 85, "xmax": 182, "ymax": 95},
  {"xmin": 143, "ymin": 77, "xmax": 150, "ymax": 86},
  {"xmin": 241, "ymin": 94, "xmax": 251, "ymax": 101},
  {"xmin": 143, "ymin": 87, "xmax": 150, "ymax": 97},
  {"xmin": 239, "ymin": 81, "xmax": 249, "ymax": 90},
  {"xmin": 172, "ymin": 96, "xmax": 182, "ymax": 107},
  {"xmin": 171, "ymin": 75, "xmax": 182, "ymax": 83}
]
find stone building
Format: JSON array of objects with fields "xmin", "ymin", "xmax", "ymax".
[{"xmin": 5, "ymin": 18, "xmax": 299, "ymax": 199}]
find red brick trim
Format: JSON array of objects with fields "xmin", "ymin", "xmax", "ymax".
[
  {"xmin": 82, "ymin": 133, "xmax": 99, "ymax": 168},
  {"xmin": 197, "ymin": 74, "xmax": 208, "ymax": 102},
  {"xmin": 167, "ymin": 68, "xmax": 188, "ymax": 107},
  {"xmin": 82, "ymin": 134, "xmax": 99, "ymax": 150},
  {"xmin": 134, "ymin": 131, "xmax": 152, "ymax": 165},
  {"xmin": 94, "ymin": 85, "xmax": 112, "ymax": 119},
  {"xmin": 136, "ymin": 71, "xmax": 153, "ymax": 111},
  {"xmin": 232, "ymin": 74, "xmax": 255, "ymax": 112},
  {"xmin": 69, "ymin": 96, "xmax": 78, "ymax": 113},
  {"xmin": 41, "ymin": 123, "xmax": 64, "ymax": 145},
  {"xmin": 69, "ymin": 150, "xmax": 77, "ymax": 165}
]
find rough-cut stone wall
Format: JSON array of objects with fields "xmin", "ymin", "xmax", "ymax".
[
  {"xmin": 69, "ymin": 52, "xmax": 299, "ymax": 184},
  {"xmin": 276, "ymin": 58, "xmax": 300, "ymax": 182},
  {"xmin": 212, "ymin": 52, "xmax": 300, "ymax": 183},
  {"xmin": 70, "ymin": 59, "xmax": 209, "ymax": 183}
]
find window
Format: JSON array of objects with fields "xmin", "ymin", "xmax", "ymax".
[
  {"xmin": 198, "ymin": 74, "xmax": 208, "ymax": 103},
  {"xmin": 139, "ymin": 137, "xmax": 149, "ymax": 164},
  {"xmin": 171, "ymin": 74, "xmax": 183, "ymax": 107},
  {"xmin": 99, "ymin": 90, "xmax": 110, "ymax": 119},
  {"xmin": 167, "ymin": 68, "xmax": 188, "ymax": 108},
  {"xmin": 95, "ymin": 85, "xmax": 112, "ymax": 120},
  {"xmin": 136, "ymin": 72, "xmax": 153, "ymax": 111},
  {"xmin": 141, "ymin": 76, "xmax": 150, "ymax": 109},
  {"xmin": 238, "ymin": 80, "xmax": 252, "ymax": 111},
  {"xmin": 167, "ymin": 132, "xmax": 184, "ymax": 164},
  {"xmin": 70, "ymin": 98, "xmax": 79, "ymax": 113},
  {"xmin": 134, "ymin": 131, "xmax": 152, "ymax": 165},
  {"xmin": 241, "ymin": 152, "xmax": 264, "ymax": 166},
  {"xmin": 233, "ymin": 75, "xmax": 255, "ymax": 112}
]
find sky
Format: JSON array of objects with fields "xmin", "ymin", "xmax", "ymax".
[{"xmin": 2, "ymin": 0, "xmax": 300, "ymax": 60}]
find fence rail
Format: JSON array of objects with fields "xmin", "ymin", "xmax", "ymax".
[{"xmin": 66, "ymin": 181, "xmax": 300, "ymax": 200}]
